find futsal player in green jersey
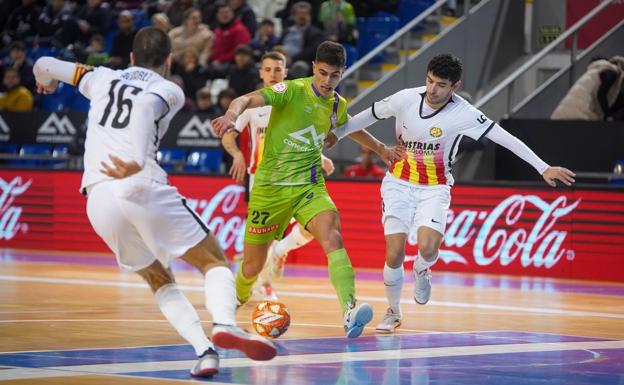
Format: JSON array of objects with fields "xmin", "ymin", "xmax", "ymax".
[{"xmin": 212, "ymin": 41, "xmax": 405, "ymax": 338}]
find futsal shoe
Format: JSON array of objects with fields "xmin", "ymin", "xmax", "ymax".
[
  {"xmin": 375, "ymin": 308, "xmax": 402, "ymax": 333},
  {"xmin": 343, "ymin": 301, "xmax": 373, "ymax": 338},
  {"xmin": 190, "ymin": 347, "xmax": 219, "ymax": 377},
  {"xmin": 413, "ymin": 267, "xmax": 432, "ymax": 305},
  {"xmin": 212, "ymin": 324, "xmax": 277, "ymax": 361}
]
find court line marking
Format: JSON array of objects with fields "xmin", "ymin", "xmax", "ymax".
[
  {"xmin": 2, "ymin": 274, "xmax": 624, "ymax": 320},
  {"xmin": 0, "ymin": 340, "xmax": 622, "ymax": 381}
]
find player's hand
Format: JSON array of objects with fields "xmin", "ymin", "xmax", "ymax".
[
  {"xmin": 324, "ymin": 131, "xmax": 339, "ymax": 149},
  {"xmin": 211, "ymin": 112, "xmax": 236, "ymax": 137},
  {"xmin": 36, "ymin": 80, "xmax": 58, "ymax": 95},
  {"xmin": 542, "ymin": 166, "xmax": 575, "ymax": 187},
  {"xmin": 230, "ymin": 153, "xmax": 247, "ymax": 184},
  {"xmin": 321, "ymin": 155, "xmax": 335, "ymax": 176},
  {"xmin": 378, "ymin": 144, "xmax": 407, "ymax": 167},
  {"xmin": 100, "ymin": 154, "xmax": 142, "ymax": 179}
]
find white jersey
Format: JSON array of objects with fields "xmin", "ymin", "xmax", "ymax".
[
  {"xmin": 373, "ymin": 86, "xmax": 493, "ymax": 186},
  {"xmin": 234, "ymin": 105, "xmax": 271, "ymax": 174},
  {"xmin": 77, "ymin": 66, "xmax": 185, "ymax": 191}
]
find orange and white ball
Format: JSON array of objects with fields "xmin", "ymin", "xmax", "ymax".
[{"xmin": 251, "ymin": 301, "xmax": 291, "ymax": 339}]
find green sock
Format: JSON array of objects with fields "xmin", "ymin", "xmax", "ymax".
[
  {"xmin": 235, "ymin": 265, "xmax": 258, "ymax": 304},
  {"xmin": 327, "ymin": 248, "xmax": 356, "ymax": 313}
]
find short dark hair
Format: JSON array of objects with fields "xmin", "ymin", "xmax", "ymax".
[
  {"xmin": 261, "ymin": 51, "xmax": 287, "ymax": 65},
  {"xmin": 133, "ymin": 27, "xmax": 171, "ymax": 68},
  {"xmin": 315, "ymin": 41, "xmax": 345, "ymax": 68},
  {"xmin": 260, "ymin": 18, "xmax": 274, "ymax": 27},
  {"xmin": 427, "ymin": 54, "xmax": 462, "ymax": 84}
]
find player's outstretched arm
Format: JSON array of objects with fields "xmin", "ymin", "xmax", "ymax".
[
  {"xmin": 485, "ymin": 124, "xmax": 575, "ymax": 187},
  {"xmin": 325, "ymin": 107, "xmax": 378, "ymax": 149},
  {"xmin": 221, "ymin": 130, "xmax": 246, "ymax": 183},
  {"xmin": 347, "ymin": 130, "xmax": 406, "ymax": 167},
  {"xmin": 33, "ymin": 57, "xmax": 87, "ymax": 95},
  {"xmin": 212, "ymin": 91, "xmax": 265, "ymax": 137}
]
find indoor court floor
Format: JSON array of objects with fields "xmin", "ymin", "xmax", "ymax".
[{"xmin": 1, "ymin": 248, "xmax": 623, "ymax": 385}]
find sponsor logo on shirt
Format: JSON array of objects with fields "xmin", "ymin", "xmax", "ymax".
[
  {"xmin": 177, "ymin": 116, "xmax": 220, "ymax": 147},
  {"xmin": 272, "ymin": 82, "xmax": 288, "ymax": 93},
  {"xmin": 398, "ymin": 135, "xmax": 440, "ymax": 154},
  {"xmin": 0, "ymin": 116, "xmax": 10, "ymax": 141},
  {"xmin": 429, "ymin": 127, "xmax": 442, "ymax": 138},
  {"xmin": 284, "ymin": 125, "xmax": 325, "ymax": 152},
  {"xmin": 36, "ymin": 113, "xmax": 77, "ymax": 143}
]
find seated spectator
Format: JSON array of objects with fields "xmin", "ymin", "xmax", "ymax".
[
  {"xmin": 109, "ymin": 10, "xmax": 137, "ymax": 69},
  {"xmin": 195, "ymin": 86, "xmax": 221, "ymax": 117},
  {"xmin": 275, "ymin": 0, "xmax": 323, "ymax": 31},
  {"xmin": 172, "ymin": 46, "xmax": 210, "ymax": 98},
  {"xmin": 85, "ymin": 34, "xmax": 109, "ymax": 66},
  {"xmin": 1, "ymin": 41, "xmax": 35, "ymax": 93},
  {"xmin": 166, "ymin": 0, "xmax": 195, "ymax": 27},
  {"xmin": 151, "ymin": 13, "xmax": 172, "ymax": 33},
  {"xmin": 169, "ymin": 8, "xmax": 214, "ymax": 67},
  {"xmin": 1, "ymin": 0, "xmax": 41, "ymax": 46},
  {"xmin": 318, "ymin": 0, "xmax": 356, "ymax": 44},
  {"xmin": 224, "ymin": 44, "xmax": 260, "ymax": 97},
  {"xmin": 73, "ymin": 0, "xmax": 112, "ymax": 45},
  {"xmin": 36, "ymin": 0, "xmax": 72, "ymax": 48},
  {"xmin": 168, "ymin": 74, "xmax": 196, "ymax": 112},
  {"xmin": 249, "ymin": 19, "xmax": 279, "ymax": 60},
  {"xmin": 210, "ymin": 2, "xmax": 251, "ymax": 70},
  {"xmin": 280, "ymin": 1, "xmax": 324, "ymax": 78},
  {"xmin": 343, "ymin": 146, "xmax": 386, "ymax": 179},
  {"xmin": 228, "ymin": 0, "xmax": 257, "ymax": 37},
  {"xmin": 0, "ymin": 67, "xmax": 34, "ymax": 112},
  {"xmin": 217, "ymin": 87, "xmax": 237, "ymax": 111},
  {"xmin": 552, "ymin": 56, "xmax": 624, "ymax": 121}
]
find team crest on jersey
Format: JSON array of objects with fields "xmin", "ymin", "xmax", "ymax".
[
  {"xmin": 429, "ymin": 127, "xmax": 442, "ymax": 138},
  {"xmin": 272, "ymin": 82, "xmax": 287, "ymax": 93}
]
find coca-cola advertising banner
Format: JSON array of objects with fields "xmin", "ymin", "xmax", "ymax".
[{"xmin": 1, "ymin": 170, "xmax": 623, "ymax": 282}]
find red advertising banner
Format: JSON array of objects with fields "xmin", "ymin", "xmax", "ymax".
[
  {"xmin": 566, "ymin": 0, "xmax": 624, "ymax": 49},
  {"xmin": 1, "ymin": 169, "xmax": 623, "ymax": 281}
]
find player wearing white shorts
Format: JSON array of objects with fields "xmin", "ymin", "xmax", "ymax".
[
  {"xmin": 221, "ymin": 51, "xmax": 334, "ymax": 301},
  {"xmin": 33, "ymin": 27, "xmax": 276, "ymax": 377},
  {"xmin": 326, "ymin": 53, "xmax": 576, "ymax": 333}
]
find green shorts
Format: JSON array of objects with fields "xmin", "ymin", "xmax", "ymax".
[{"xmin": 244, "ymin": 182, "xmax": 338, "ymax": 244}]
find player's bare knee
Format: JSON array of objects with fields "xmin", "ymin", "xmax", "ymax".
[
  {"xmin": 418, "ymin": 244, "xmax": 439, "ymax": 262},
  {"xmin": 319, "ymin": 230, "xmax": 343, "ymax": 253},
  {"xmin": 385, "ymin": 248, "xmax": 405, "ymax": 268},
  {"xmin": 137, "ymin": 262, "xmax": 175, "ymax": 293}
]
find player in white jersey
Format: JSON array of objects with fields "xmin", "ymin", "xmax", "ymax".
[
  {"xmin": 221, "ymin": 51, "xmax": 335, "ymax": 301},
  {"xmin": 326, "ymin": 53, "xmax": 576, "ymax": 333},
  {"xmin": 33, "ymin": 27, "xmax": 276, "ymax": 377}
]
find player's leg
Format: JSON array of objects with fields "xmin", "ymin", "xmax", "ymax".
[
  {"xmin": 85, "ymin": 181, "xmax": 218, "ymax": 376},
  {"xmin": 237, "ymin": 183, "xmax": 293, "ymax": 305},
  {"xmin": 296, "ymin": 184, "xmax": 372, "ymax": 338},
  {"xmin": 376, "ymin": 176, "xmax": 414, "ymax": 333},
  {"xmin": 412, "ymin": 186, "xmax": 451, "ymax": 304},
  {"xmin": 268, "ymin": 222, "xmax": 314, "ymax": 277}
]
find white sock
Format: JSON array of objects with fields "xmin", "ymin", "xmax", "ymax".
[
  {"xmin": 204, "ymin": 266, "xmax": 237, "ymax": 326},
  {"xmin": 274, "ymin": 224, "xmax": 313, "ymax": 257},
  {"xmin": 413, "ymin": 252, "xmax": 438, "ymax": 273},
  {"xmin": 154, "ymin": 283, "xmax": 212, "ymax": 356},
  {"xmin": 384, "ymin": 263, "xmax": 404, "ymax": 314}
]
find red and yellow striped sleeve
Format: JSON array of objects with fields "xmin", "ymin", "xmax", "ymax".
[{"xmin": 71, "ymin": 63, "xmax": 93, "ymax": 86}]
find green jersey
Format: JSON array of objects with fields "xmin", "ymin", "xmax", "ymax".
[{"xmin": 255, "ymin": 77, "xmax": 348, "ymax": 186}]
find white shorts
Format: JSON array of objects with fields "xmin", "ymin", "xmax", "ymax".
[
  {"xmin": 86, "ymin": 178, "xmax": 209, "ymax": 271},
  {"xmin": 380, "ymin": 175, "xmax": 451, "ymax": 235}
]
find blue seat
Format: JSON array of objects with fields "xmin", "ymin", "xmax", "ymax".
[
  {"xmin": 356, "ymin": 15, "xmax": 400, "ymax": 62},
  {"xmin": 11, "ymin": 144, "xmax": 53, "ymax": 168},
  {"xmin": 398, "ymin": 0, "xmax": 435, "ymax": 30},
  {"xmin": 184, "ymin": 149, "xmax": 223, "ymax": 173},
  {"xmin": 0, "ymin": 143, "xmax": 19, "ymax": 154},
  {"xmin": 158, "ymin": 147, "xmax": 187, "ymax": 172},
  {"xmin": 344, "ymin": 44, "xmax": 358, "ymax": 68},
  {"xmin": 38, "ymin": 82, "xmax": 76, "ymax": 112},
  {"xmin": 71, "ymin": 94, "xmax": 90, "ymax": 112}
]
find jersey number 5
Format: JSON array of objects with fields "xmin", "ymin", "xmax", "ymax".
[{"xmin": 99, "ymin": 79, "xmax": 143, "ymax": 129}]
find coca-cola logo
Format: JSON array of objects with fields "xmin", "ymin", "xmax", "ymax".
[
  {"xmin": 407, "ymin": 194, "xmax": 581, "ymax": 269},
  {"xmin": 0, "ymin": 176, "xmax": 32, "ymax": 240}
]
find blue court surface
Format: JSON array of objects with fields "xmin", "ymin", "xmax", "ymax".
[{"xmin": 1, "ymin": 331, "xmax": 623, "ymax": 384}]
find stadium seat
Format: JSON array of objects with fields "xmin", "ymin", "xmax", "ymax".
[
  {"xmin": 11, "ymin": 144, "xmax": 53, "ymax": 168},
  {"xmin": 0, "ymin": 143, "xmax": 19, "ymax": 154},
  {"xmin": 397, "ymin": 0, "xmax": 435, "ymax": 30},
  {"xmin": 184, "ymin": 149, "xmax": 223, "ymax": 173},
  {"xmin": 158, "ymin": 147, "xmax": 187, "ymax": 172},
  {"xmin": 71, "ymin": 94, "xmax": 90, "ymax": 113},
  {"xmin": 356, "ymin": 15, "xmax": 400, "ymax": 62},
  {"xmin": 344, "ymin": 44, "xmax": 359, "ymax": 68},
  {"xmin": 38, "ymin": 82, "xmax": 76, "ymax": 112}
]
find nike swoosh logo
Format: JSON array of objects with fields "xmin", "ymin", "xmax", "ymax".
[{"xmin": 431, "ymin": 219, "xmax": 441, "ymax": 224}]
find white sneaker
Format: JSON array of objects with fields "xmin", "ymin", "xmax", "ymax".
[
  {"xmin": 267, "ymin": 241, "xmax": 288, "ymax": 280},
  {"xmin": 190, "ymin": 347, "xmax": 219, "ymax": 377},
  {"xmin": 375, "ymin": 308, "xmax": 402, "ymax": 333},
  {"xmin": 254, "ymin": 282, "xmax": 279, "ymax": 301},
  {"xmin": 413, "ymin": 268, "xmax": 432, "ymax": 304},
  {"xmin": 343, "ymin": 301, "xmax": 373, "ymax": 338},
  {"xmin": 211, "ymin": 324, "xmax": 277, "ymax": 361}
]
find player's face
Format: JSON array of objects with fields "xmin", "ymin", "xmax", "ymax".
[
  {"xmin": 259, "ymin": 58, "xmax": 287, "ymax": 86},
  {"xmin": 425, "ymin": 71, "xmax": 460, "ymax": 107},
  {"xmin": 312, "ymin": 61, "xmax": 344, "ymax": 97}
]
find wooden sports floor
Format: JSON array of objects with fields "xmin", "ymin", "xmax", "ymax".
[{"xmin": 1, "ymin": 248, "xmax": 623, "ymax": 385}]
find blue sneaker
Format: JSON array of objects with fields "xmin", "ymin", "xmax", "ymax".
[{"xmin": 343, "ymin": 302, "xmax": 373, "ymax": 338}]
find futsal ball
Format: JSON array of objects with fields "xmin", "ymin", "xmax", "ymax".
[{"xmin": 251, "ymin": 301, "xmax": 291, "ymax": 339}]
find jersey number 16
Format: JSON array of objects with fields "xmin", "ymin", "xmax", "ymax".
[{"xmin": 99, "ymin": 79, "xmax": 143, "ymax": 129}]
